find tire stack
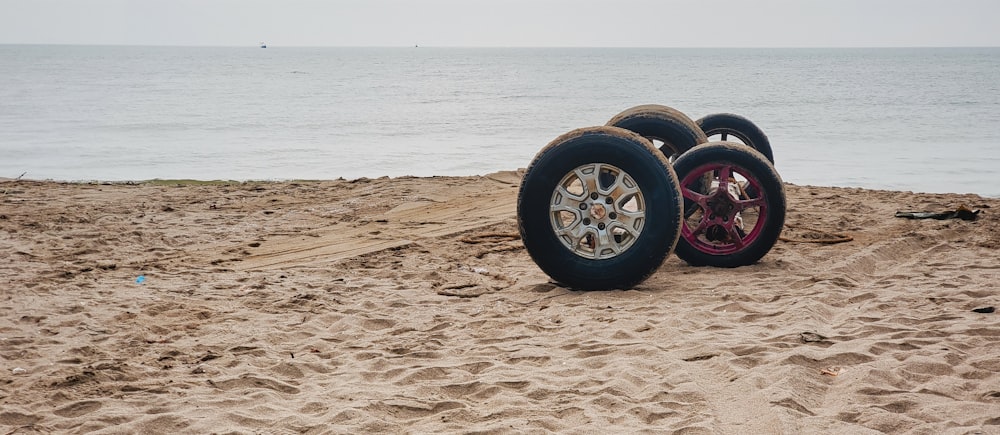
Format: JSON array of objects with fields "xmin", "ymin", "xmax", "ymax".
[{"xmin": 517, "ymin": 105, "xmax": 785, "ymax": 290}]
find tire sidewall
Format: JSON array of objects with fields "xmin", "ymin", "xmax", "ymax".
[
  {"xmin": 696, "ymin": 113, "xmax": 775, "ymax": 164},
  {"xmin": 607, "ymin": 105, "xmax": 707, "ymax": 157},
  {"xmin": 518, "ymin": 130, "xmax": 682, "ymax": 290},
  {"xmin": 672, "ymin": 142, "xmax": 785, "ymax": 267}
]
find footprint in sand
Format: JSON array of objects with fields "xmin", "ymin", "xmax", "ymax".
[
  {"xmin": 211, "ymin": 375, "xmax": 300, "ymax": 394},
  {"xmin": 368, "ymin": 399, "xmax": 465, "ymax": 419},
  {"xmin": 53, "ymin": 400, "xmax": 103, "ymax": 418},
  {"xmin": 433, "ymin": 265, "xmax": 515, "ymax": 298},
  {"xmin": 0, "ymin": 411, "xmax": 42, "ymax": 426}
]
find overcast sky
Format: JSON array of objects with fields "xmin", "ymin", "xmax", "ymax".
[{"xmin": 2, "ymin": 0, "xmax": 999, "ymax": 48}]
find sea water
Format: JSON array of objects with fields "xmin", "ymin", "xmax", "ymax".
[{"xmin": 1, "ymin": 45, "xmax": 998, "ymax": 197}]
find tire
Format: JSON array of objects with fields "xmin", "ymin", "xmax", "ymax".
[
  {"xmin": 517, "ymin": 126, "xmax": 683, "ymax": 290},
  {"xmin": 696, "ymin": 113, "xmax": 774, "ymax": 164},
  {"xmin": 606, "ymin": 104, "xmax": 708, "ymax": 160},
  {"xmin": 672, "ymin": 142, "xmax": 785, "ymax": 267}
]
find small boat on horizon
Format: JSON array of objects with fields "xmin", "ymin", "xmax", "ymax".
[{"xmin": 260, "ymin": 42, "xmax": 267, "ymax": 48}]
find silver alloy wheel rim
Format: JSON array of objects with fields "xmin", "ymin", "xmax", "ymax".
[{"xmin": 549, "ymin": 163, "xmax": 646, "ymax": 259}]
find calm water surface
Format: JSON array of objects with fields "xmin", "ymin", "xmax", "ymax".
[{"xmin": 1, "ymin": 45, "xmax": 998, "ymax": 196}]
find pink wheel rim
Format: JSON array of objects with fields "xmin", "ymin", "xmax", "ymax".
[{"xmin": 679, "ymin": 163, "xmax": 769, "ymax": 256}]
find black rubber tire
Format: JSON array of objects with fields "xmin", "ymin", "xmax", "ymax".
[
  {"xmin": 696, "ymin": 113, "xmax": 774, "ymax": 164},
  {"xmin": 606, "ymin": 104, "xmax": 708, "ymax": 159},
  {"xmin": 672, "ymin": 142, "xmax": 785, "ymax": 267},
  {"xmin": 517, "ymin": 126, "xmax": 683, "ymax": 290}
]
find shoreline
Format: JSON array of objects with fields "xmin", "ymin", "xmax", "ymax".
[
  {"xmin": 2, "ymin": 176, "xmax": 997, "ymax": 200},
  {"xmin": 2, "ymin": 173, "xmax": 998, "ymax": 432}
]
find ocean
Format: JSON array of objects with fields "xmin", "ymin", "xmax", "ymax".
[{"xmin": 1, "ymin": 45, "xmax": 999, "ymax": 197}]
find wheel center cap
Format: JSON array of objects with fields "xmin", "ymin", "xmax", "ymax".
[
  {"xmin": 590, "ymin": 203, "xmax": 607, "ymax": 220},
  {"xmin": 709, "ymin": 192, "xmax": 736, "ymax": 218}
]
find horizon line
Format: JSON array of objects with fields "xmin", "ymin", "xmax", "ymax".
[{"xmin": 1, "ymin": 43, "xmax": 999, "ymax": 50}]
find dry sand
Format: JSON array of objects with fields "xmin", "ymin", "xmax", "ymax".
[{"xmin": 1, "ymin": 172, "xmax": 999, "ymax": 434}]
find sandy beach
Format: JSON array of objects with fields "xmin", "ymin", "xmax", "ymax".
[{"xmin": 1, "ymin": 172, "xmax": 998, "ymax": 434}]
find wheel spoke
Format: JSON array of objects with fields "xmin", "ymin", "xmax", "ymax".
[
  {"xmin": 550, "ymin": 204, "xmax": 582, "ymax": 231},
  {"xmin": 604, "ymin": 171, "xmax": 639, "ymax": 199},
  {"xmin": 688, "ymin": 214, "xmax": 714, "ymax": 237},
  {"xmin": 727, "ymin": 224, "xmax": 746, "ymax": 249},
  {"xmin": 682, "ymin": 187, "xmax": 711, "ymax": 207},
  {"xmin": 555, "ymin": 185, "xmax": 586, "ymax": 203},
  {"xmin": 597, "ymin": 169, "xmax": 618, "ymax": 196},
  {"xmin": 721, "ymin": 132, "xmax": 728, "ymax": 141},
  {"xmin": 575, "ymin": 164, "xmax": 600, "ymax": 197},
  {"xmin": 551, "ymin": 186, "xmax": 585, "ymax": 230},
  {"xmin": 556, "ymin": 219, "xmax": 590, "ymax": 245},
  {"xmin": 594, "ymin": 228, "xmax": 621, "ymax": 258},
  {"xmin": 735, "ymin": 196, "xmax": 766, "ymax": 212},
  {"xmin": 551, "ymin": 185, "xmax": 583, "ymax": 210},
  {"xmin": 615, "ymin": 210, "xmax": 644, "ymax": 233},
  {"xmin": 608, "ymin": 222, "xmax": 639, "ymax": 240},
  {"xmin": 716, "ymin": 166, "xmax": 733, "ymax": 193},
  {"xmin": 550, "ymin": 203, "xmax": 580, "ymax": 215}
]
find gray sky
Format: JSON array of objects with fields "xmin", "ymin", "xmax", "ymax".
[{"xmin": 2, "ymin": 0, "xmax": 999, "ymax": 47}]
